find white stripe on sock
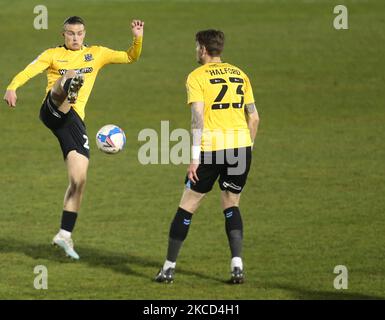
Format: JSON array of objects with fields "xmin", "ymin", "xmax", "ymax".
[{"xmin": 163, "ymin": 260, "xmax": 176, "ymax": 271}]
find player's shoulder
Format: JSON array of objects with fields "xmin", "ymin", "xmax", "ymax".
[
  {"xmin": 85, "ymin": 45, "xmax": 117, "ymax": 57},
  {"xmin": 81, "ymin": 45, "xmax": 103, "ymax": 55},
  {"xmin": 86, "ymin": 45, "xmax": 111, "ymax": 52},
  {"xmin": 187, "ymin": 64, "xmax": 207, "ymax": 80},
  {"xmin": 51, "ymin": 44, "xmax": 104, "ymax": 51},
  {"xmin": 30, "ymin": 46, "xmax": 60, "ymax": 60},
  {"xmin": 86, "ymin": 45, "xmax": 103, "ymax": 50},
  {"xmin": 41, "ymin": 45, "xmax": 70, "ymax": 55},
  {"xmin": 39, "ymin": 46, "xmax": 61, "ymax": 54}
]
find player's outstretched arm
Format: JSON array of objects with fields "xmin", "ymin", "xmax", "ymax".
[
  {"xmin": 101, "ymin": 19, "xmax": 144, "ymax": 65},
  {"xmin": 125, "ymin": 19, "xmax": 144, "ymax": 62},
  {"xmin": 3, "ymin": 90, "xmax": 17, "ymax": 108},
  {"xmin": 4, "ymin": 49, "xmax": 52, "ymax": 108}
]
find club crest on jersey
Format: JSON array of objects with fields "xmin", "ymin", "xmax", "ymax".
[{"xmin": 84, "ymin": 53, "xmax": 93, "ymax": 61}]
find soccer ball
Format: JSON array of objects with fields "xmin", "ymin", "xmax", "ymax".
[{"xmin": 96, "ymin": 124, "xmax": 126, "ymax": 154}]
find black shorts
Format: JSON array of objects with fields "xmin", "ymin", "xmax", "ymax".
[
  {"xmin": 39, "ymin": 92, "xmax": 90, "ymax": 159},
  {"xmin": 184, "ymin": 147, "xmax": 252, "ymax": 194}
]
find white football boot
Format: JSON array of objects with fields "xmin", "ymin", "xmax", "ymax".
[
  {"xmin": 52, "ymin": 233, "xmax": 80, "ymax": 260},
  {"xmin": 230, "ymin": 257, "xmax": 244, "ymax": 284}
]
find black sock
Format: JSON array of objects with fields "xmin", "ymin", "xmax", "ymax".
[
  {"xmin": 166, "ymin": 207, "xmax": 193, "ymax": 262},
  {"xmin": 61, "ymin": 210, "xmax": 78, "ymax": 232},
  {"xmin": 224, "ymin": 206, "xmax": 243, "ymax": 258},
  {"xmin": 63, "ymin": 78, "xmax": 73, "ymax": 93}
]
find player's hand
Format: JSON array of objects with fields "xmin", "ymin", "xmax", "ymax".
[
  {"xmin": 187, "ymin": 160, "xmax": 200, "ymax": 184},
  {"xmin": 131, "ymin": 19, "xmax": 144, "ymax": 38},
  {"xmin": 3, "ymin": 90, "xmax": 17, "ymax": 108}
]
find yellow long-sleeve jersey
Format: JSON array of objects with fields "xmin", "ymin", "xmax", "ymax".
[
  {"xmin": 186, "ymin": 62, "xmax": 255, "ymax": 151},
  {"xmin": 7, "ymin": 36, "xmax": 143, "ymax": 120}
]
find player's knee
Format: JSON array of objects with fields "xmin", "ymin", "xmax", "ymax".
[
  {"xmin": 221, "ymin": 192, "xmax": 240, "ymax": 209},
  {"xmin": 179, "ymin": 195, "xmax": 205, "ymax": 213},
  {"xmin": 179, "ymin": 188, "xmax": 205, "ymax": 213},
  {"xmin": 69, "ymin": 175, "xmax": 87, "ymax": 193}
]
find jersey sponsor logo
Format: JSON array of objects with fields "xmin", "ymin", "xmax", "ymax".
[
  {"xmin": 84, "ymin": 53, "xmax": 93, "ymax": 62},
  {"xmin": 58, "ymin": 67, "xmax": 93, "ymax": 75},
  {"xmin": 56, "ymin": 59, "xmax": 69, "ymax": 62}
]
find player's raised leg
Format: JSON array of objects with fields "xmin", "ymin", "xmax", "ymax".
[
  {"xmin": 221, "ymin": 190, "xmax": 244, "ymax": 284},
  {"xmin": 52, "ymin": 150, "xmax": 89, "ymax": 260},
  {"xmin": 155, "ymin": 188, "xmax": 205, "ymax": 283},
  {"xmin": 50, "ymin": 70, "xmax": 84, "ymax": 114}
]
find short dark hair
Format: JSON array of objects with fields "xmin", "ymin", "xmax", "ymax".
[
  {"xmin": 63, "ymin": 16, "xmax": 85, "ymax": 27},
  {"xmin": 195, "ymin": 29, "xmax": 225, "ymax": 57}
]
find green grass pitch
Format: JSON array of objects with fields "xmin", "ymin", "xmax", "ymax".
[{"xmin": 0, "ymin": 0, "xmax": 384, "ymax": 299}]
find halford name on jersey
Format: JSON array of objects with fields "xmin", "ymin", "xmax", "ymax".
[{"xmin": 206, "ymin": 66, "xmax": 241, "ymax": 77}]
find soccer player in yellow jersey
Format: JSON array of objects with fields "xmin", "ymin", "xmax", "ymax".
[
  {"xmin": 3, "ymin": 16, "xmax": 144, "ymax": 260},
  {"xmin": 156, "ymin": 30, "xmax": 259, "ymax": 284}
]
